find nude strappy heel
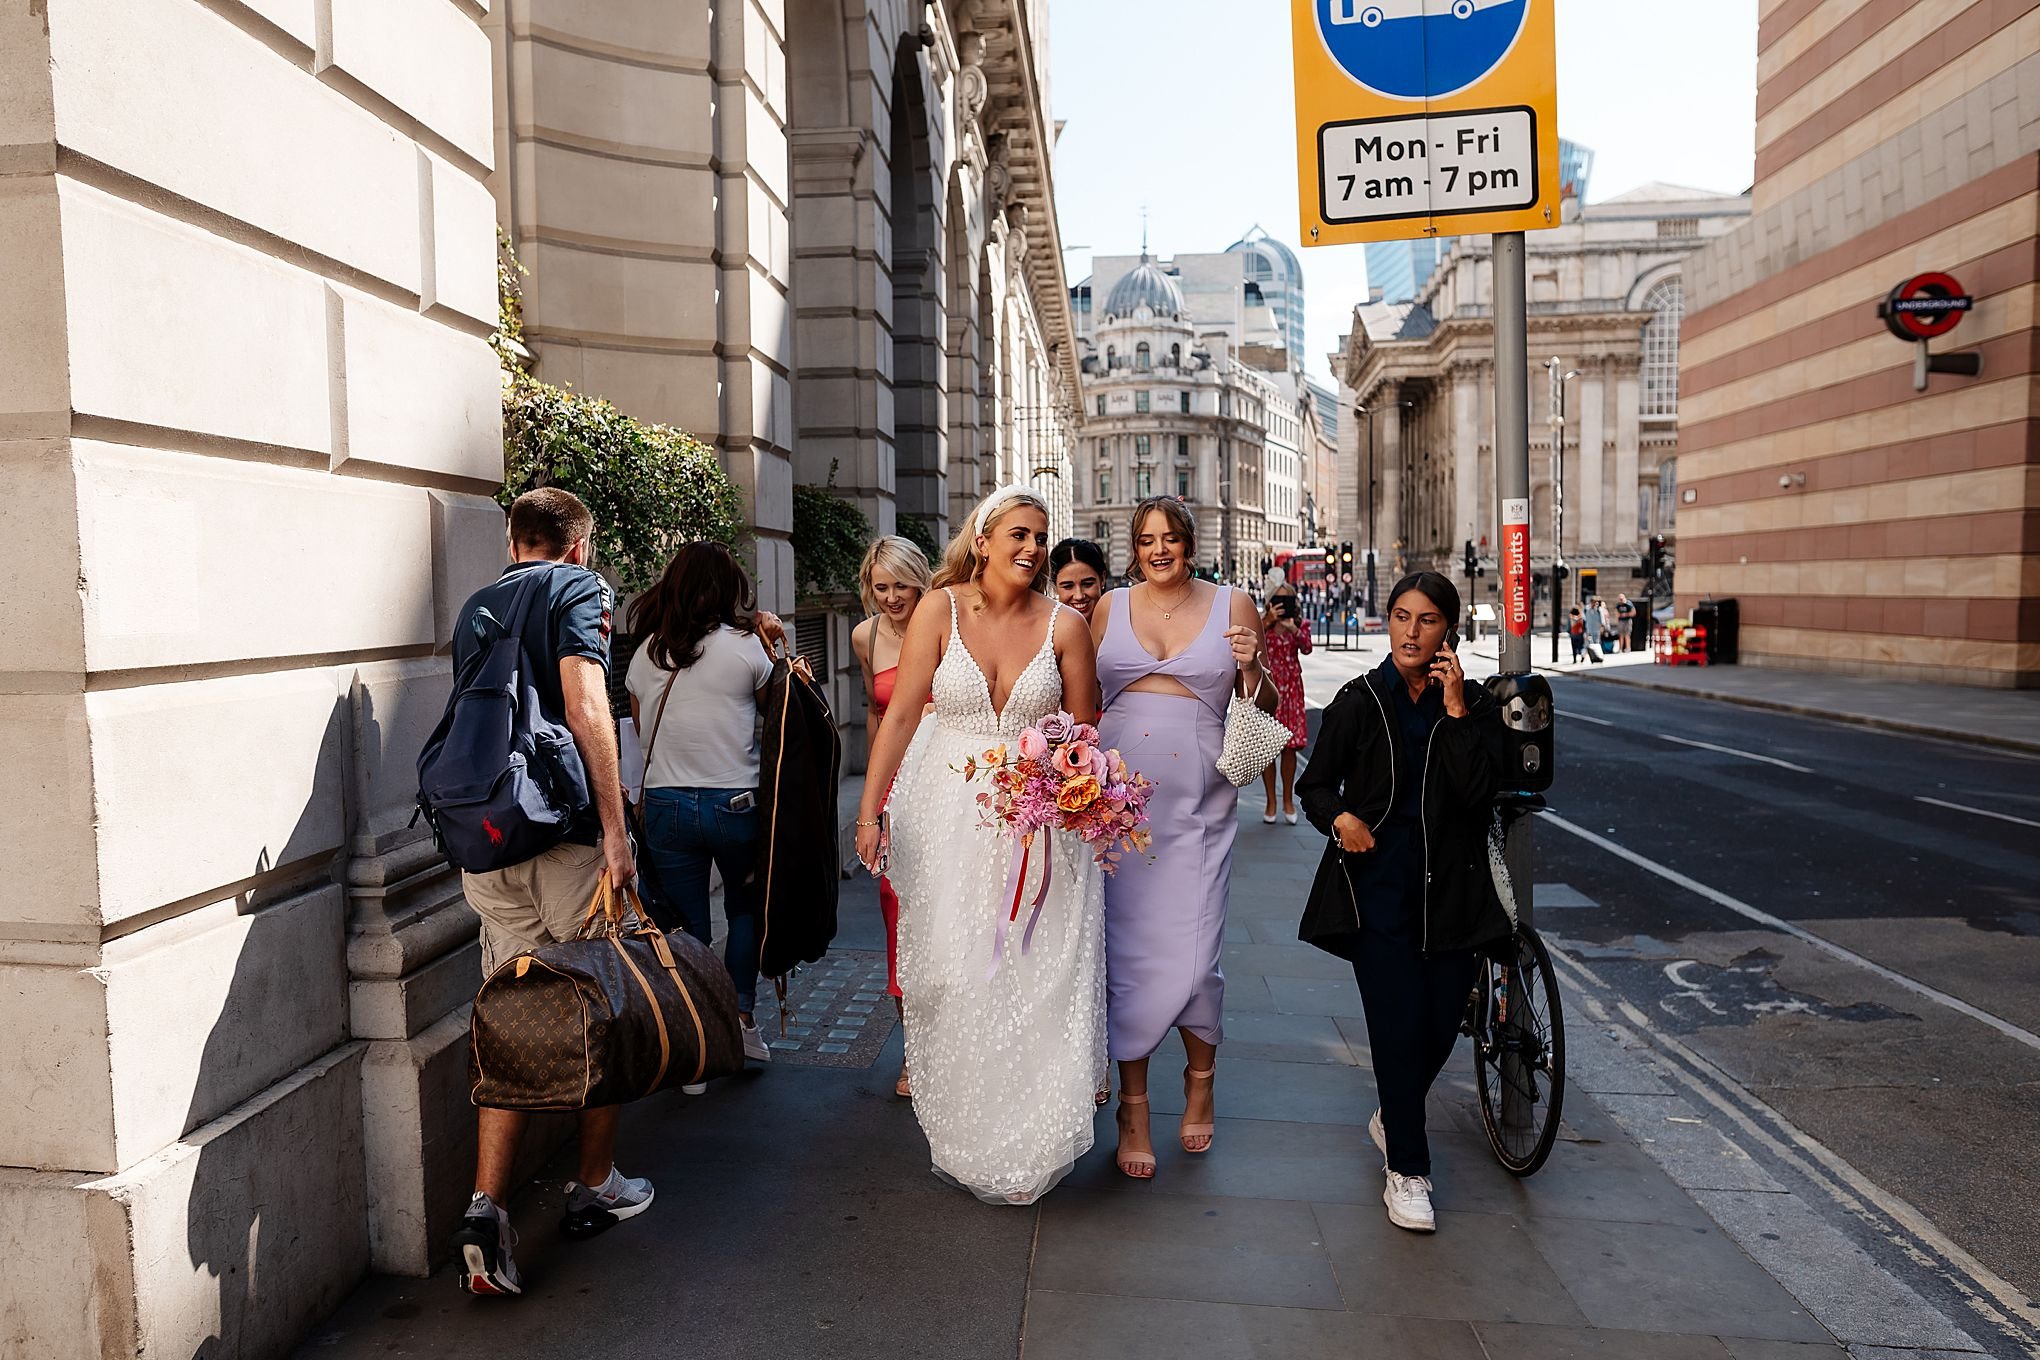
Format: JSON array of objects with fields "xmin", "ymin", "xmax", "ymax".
[
  {"xmin": 1116, "ymin": 1091, "xmax": 1156, "ymax": 1180},
  {"xmin": 1180, "ymin": 1066, "xmax": 1216, "ymax": 1154}
]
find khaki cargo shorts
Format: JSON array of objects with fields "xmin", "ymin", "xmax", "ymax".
[{"xmin": 462, "ymin": 840, "xmax": 607, "ymax": 978}]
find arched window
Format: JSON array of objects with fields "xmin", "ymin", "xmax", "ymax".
[
  {"xmin": 1106, "ymin": 344, "xmax": 1116, "ymax": 369},
  {"xmin": 1641, "ymin": 277, "xmax": 1683, "ymax": 417},
  {"xmin": 1135, "ymin": 342, "xmax": 1152, "ymax": 370},
  {"xmin": 1170, "ymin": 343, "xmax": 1182, "ymax": 367}
]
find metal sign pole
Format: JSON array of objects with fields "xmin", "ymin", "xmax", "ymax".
[{"xmin": 1495, "ymin": 232, "xmax": 1531, "ymax": 676}]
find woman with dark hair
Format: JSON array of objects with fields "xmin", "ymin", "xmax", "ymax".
[
  {"xmin": 1295, "ymin": 571, "xmax": 1511, "ymax": 1234},
  {"xmin": 1259, "ymin": 583, "xmax": 1312, "ymax": 824},
  {"xmin": 1049, "ymin": 538, "xmax": 1109, "ymax": 621},
  {"xmin": 625, "ymin": 541, "xmax": 778, "ymax": 1082},
  {"xmin": 1091, "ymin": 496, "xmax": 1271, "ymax": 1178}
]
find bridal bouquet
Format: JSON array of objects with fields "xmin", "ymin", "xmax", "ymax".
[{"xmin": 959, "ymin": 711, "xmax": 1152, "ymax": 974}]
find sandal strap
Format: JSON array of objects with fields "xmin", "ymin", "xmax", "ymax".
[
  {"xmin": 1118, "ymin": 1091, "xmax": 1150, "ymax": 1105},
  {"xmin": 1185, "ymin": 1067, "xmax": 1215, "ymax": 1080}
]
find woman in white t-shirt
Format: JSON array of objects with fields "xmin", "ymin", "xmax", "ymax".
[{"xmin": 625, "ymin": 542, "xmax": 777, "ymax": 1068}]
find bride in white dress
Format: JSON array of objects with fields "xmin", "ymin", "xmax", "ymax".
[{"xmin": 855, "ymin": 485, "xmax": 1107, "ymax": 1205}]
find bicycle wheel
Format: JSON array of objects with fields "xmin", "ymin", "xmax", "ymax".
[{"xmin": 1473, "ymin": 927, "xmax": 1566, "ymax": 1176}]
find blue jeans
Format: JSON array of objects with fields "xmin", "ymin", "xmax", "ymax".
[{"xmin": 641, "ymin": 787, "xmax": 761, "ymax": 1014}]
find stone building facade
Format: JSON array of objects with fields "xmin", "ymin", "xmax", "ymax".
[
  {"xmin": 1677, "ymin": 0, "xmax": 2040, "ymax": 685},
  {"xmin": 1333, "ymin": 185, "xmax": 1750, "ymax": 615},
  {"xmin": 1071, "ymin": 257, "xmax": 1307, "ymax": 580},
  {"xmin": 0, "ymin": 1, "xmax": 1078, "ymax": 1357}
]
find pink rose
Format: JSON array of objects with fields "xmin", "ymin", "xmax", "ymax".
[
  {"xmin": 1089, "ymin": 746, "xmax": 1110, "ymax": 781},
  {"xmin": 1071, "ymin": 722, "xmax": 1101, "ymax": 745},
  {"xmin": 1018, "ymin": 728, "xmax": 1049, "ymax": 761},
  {"xmin": 1036, "ymin": 712, "xmax": 1074, "ymax": 746}
]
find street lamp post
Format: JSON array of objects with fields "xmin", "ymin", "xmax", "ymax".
[{"xmin": 1546, "ymin": 358, "xmax": 1578, "ymax": 664}]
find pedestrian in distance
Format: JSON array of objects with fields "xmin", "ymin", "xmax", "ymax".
[
  {"xmin": 446, "ymin": 488, "xmax": 652, "ymax": 1296},
  {"xmin": 1090, "ymin": 496, "xmax": 1273, "ymax": 1179},
  {"xmin": 1567, "ymin": 606, "xmax": 1587, "ymax": 663},
  {"xmin": 624, "ymin": 541, "xmax": 785, "ymax": 1084},
  {"xmin": 850, "ymin": 534, "xmax": 934, "ymax": 1098},
  {"xmin": 1615, "ymin": 593, "xmax": 1636, "ymax": 653},
  {"xmin": 855, "ymin": 486, "xmax": 1108, "ymax": 1205},
  {"xmin": 1583, "ymin": 596, "xmax": 1608, "ymax": 662},
  {"xmin": 1050, "ymin": 537, "xmax": 1109, "ymax": 622},
  {"xmin": 1260, "ymin": 583, "xmax": 1313, "ymax": 825},
  {"xmin": 1295, "ymin": 572, "xmax": 1511, "ymax": 1234}
]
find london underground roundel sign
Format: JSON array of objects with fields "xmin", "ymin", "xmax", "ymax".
[
  {"xmin": 1880, "ymin": 272, "xmax": 1972, "ymax": 342},
  {"xmin": 1316, "ymin": 0, "xmax": 1531, "ymax": 100}
]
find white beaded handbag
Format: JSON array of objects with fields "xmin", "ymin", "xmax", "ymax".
[{"xmin": 1215, "ymin": 689, "xmax": 1292, "ymax": 787}]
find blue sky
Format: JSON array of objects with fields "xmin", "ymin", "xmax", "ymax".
[{"xmin": 1047, "ymin": 0, "xmax": 1759, "ymax": 385}]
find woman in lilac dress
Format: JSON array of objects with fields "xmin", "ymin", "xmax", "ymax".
[{"xmin": 1091, "ymin": 497, "xmax": 1269, "ymax": 1179}]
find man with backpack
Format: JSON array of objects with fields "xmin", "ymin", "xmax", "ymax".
[{"xmin": 428, "ymin": 487, "xmax": 653, "ymax": 1295}]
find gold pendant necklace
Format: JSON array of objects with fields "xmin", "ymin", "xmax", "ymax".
[{"xmin": 1153, "ymin": 583, "xmax": 1195, "ymax": 620}]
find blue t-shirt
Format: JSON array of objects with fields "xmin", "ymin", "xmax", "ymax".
[
  {"xmin": 451, "ymin": 560, "xmax": 614, "ymax": 844},
  {"xmin": 1346, "ymin": 658, "xmax": 1444, "ymax": 940}
]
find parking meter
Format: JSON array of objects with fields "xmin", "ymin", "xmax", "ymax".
[{"xmin": 1485, "ymin": 672, "xmax": 1554, "ymax": 793}]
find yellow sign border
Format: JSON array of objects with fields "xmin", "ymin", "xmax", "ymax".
[{"xmin": 1292, "ymin": 0, "xmax": 1561, "ymax": 248}]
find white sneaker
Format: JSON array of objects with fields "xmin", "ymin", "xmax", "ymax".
[
  {"xmin": 741, "ymin": 1019, "xmax": 772, "ymax": 1063},
  {"xmin": 680, "ymin": 1082, "xmax": 708, "ymax": 1096},
  {"xmin": 1368, "ymin": 1109, "xmax": 1387, "ymax": 1166},
  {"xmin": 1384, "ymin": 1171, "xmax": 1436, "ymax": 1233}
]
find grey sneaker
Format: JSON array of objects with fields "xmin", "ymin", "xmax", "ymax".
[
  {"xmin": 741, "ymin": 1018, "xmax": 772, "ymax": 1063},
  {"xmin": 680, "ymin": 1081, "xmax": 708, "ymax": 1096},
  {"xmin": 453, "ymin": 1192, "xmax": 522, "ymax": 1296},
  {"xmin": 1384, "ymin": 1171, "xmax": 1436, "ymax": 1233},
  {"xmin": 559, "ymin": 1167, "xmax": 654, "ymax": 1241}
]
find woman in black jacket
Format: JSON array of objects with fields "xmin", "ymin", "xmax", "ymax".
[{"xmin": 1296, "ymin": 572, "xmax": 1511, "ymax": 1235}]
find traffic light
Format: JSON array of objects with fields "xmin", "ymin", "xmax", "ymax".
[
  {"xmin": 1463, "ymin": 539, "xmax": 1477, "ymax": 577},
  {"xmin": 1338, "ymin": 540, "xmax": 1355, "ymax": 584}
]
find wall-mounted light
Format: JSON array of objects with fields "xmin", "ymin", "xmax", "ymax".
[{"xmin": 1777, "ymin": 472, "xmax": 1806, "ymax": 489}]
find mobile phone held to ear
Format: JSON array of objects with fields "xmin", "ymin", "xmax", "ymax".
[{"xmin": 1446, "ymin": 629, "xmax": 1461, "ymax": 652}]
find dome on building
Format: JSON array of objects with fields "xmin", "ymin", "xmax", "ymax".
[{"xmin": 1103, "ymin": 257, "xmax": 1187, "ymax": 321}]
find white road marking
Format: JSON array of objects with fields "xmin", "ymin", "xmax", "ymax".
[
  {"xmin": 1656, "ymin": 733, "xmax": 1813, "ymax": 773},
  {"xmin": 1543, "ymin": 943, "xmax": 2040, "ymax": 1347},
  {"xmin": 1538, "ymin": 810, "xmax": 2040, "ymax": 1055},
  {"xmin": 1557, "ymin": 708, "xmax": 1614, "ymax": 727},
  {"xmin": 1914, "ymin": 795, "xmax": 2040, "ymax": 830}
]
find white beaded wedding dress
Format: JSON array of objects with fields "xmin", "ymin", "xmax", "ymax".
[{"xmin": 884, "ymin": 590, "xmax": 1107, "ymax": 1205}]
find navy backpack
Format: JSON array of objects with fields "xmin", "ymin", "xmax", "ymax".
[{"xmin": 416, "ymin": 565, "xmax": 593, "ymax": 873}]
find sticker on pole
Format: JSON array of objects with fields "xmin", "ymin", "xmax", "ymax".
[{"xmin": 1501, "ymin": 497, "xmax": 1531, "ymax": 638}]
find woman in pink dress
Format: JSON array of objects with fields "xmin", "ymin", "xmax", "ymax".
[
  {"xmin": 852, "ymin": 535, "xmax": 933, "ymax": 1097},
  {"xmin": 1260, "ymin": 584, "xmax": 1312, "ymax": 824}
]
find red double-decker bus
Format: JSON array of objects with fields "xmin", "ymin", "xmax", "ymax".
[{"xmin": 1273, "ymin": 548, "xmax": 1329, "ymax": 590}]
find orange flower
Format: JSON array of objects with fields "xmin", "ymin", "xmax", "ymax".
[{"xmin": 1056, "ymin": 774, "xmax": 1101, "ymax": 813}]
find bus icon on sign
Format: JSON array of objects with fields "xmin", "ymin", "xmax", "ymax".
[
  {"xmin": 1317, "ymin": 0, "xmax": 1530, "ymax": 99},
  {"xmin": 1331, "ymin": 0, "xmax": 1511, "ymax": 25}
]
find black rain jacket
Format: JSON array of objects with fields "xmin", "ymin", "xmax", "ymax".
[{"xmin": 1295, "ymin": 664, "xmax": 1512, "ymax": 960}]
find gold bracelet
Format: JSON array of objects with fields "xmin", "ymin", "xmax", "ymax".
[{"xmin": 856, "ymin": 817, "xmax": 883, "ymax": 828}]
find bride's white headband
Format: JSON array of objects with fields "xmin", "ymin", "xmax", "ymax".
[{"xmin": 974, "ymin": 483, "xmax": 1041, "ymax": 536}]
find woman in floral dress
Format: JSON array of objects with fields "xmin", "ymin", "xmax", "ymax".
[{"xmin": 1261, "ymin": 584, "xmax": 1312, "ymax": 823}]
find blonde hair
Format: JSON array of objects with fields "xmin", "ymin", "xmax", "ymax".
[
  {"xmin": 933, "ymin": 486, "xmax": 1052, "ymax": 592},
  {"xmin": 858, "ymin": 535, "xmax": 933, "ymax": 616}
]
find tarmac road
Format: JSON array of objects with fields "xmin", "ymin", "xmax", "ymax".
[{"xmin": 1531, "ymin": 673, "xmax": 2040, "ymax": 1316}]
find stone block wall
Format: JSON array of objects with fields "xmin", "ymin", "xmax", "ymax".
[{"xmin": 0, "ymin": 0, "xmax": 504, "ymax": 1355}]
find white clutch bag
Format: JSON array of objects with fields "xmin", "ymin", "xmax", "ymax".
[{"xmin": 1215, "ymin": 691, "xmax": 1291, "ymax": 787}]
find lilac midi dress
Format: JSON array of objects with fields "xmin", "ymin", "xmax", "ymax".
[{"xmin": 1096, "ymin": 587, "xmax": 1240, "ymax": 1061}]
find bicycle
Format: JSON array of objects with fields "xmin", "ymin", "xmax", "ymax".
[{"xmin": 1464, "ymin": 922, "xmax": 1566, "ymax": 1175}]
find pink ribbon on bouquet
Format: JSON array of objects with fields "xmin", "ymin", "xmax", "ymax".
[{"xmin": 987, "ymin": 834, "xmax": 1054, "ymax": 981}]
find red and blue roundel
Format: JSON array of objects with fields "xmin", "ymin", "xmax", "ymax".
[{"xmin": 1315, "ymin": 0, "xmax": 1531, "ymax": 101}]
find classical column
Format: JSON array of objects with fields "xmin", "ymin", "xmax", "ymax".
[
  {"xmin": 0, "ymin": 0, "xmax": 504, "ymax": 1354},
  {"xmin": 1376, "ymin": 382, "xmax": 1403, "ymax": 574},
  {"xmin": 1578, "ymin": 373, "xmax": 1606, "ymax": 549}
]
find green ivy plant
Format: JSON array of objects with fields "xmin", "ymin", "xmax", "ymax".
[
  {"xmin": 894, "ymin": 511, "xmax": 944, "ymax": 567},
  {"xmin": 790, "ymin": 466, "xmax": 874, "ymax": 601},
  {"xmin": 494, "ymin": 235, "xmax": 746, "ymax": 593}
]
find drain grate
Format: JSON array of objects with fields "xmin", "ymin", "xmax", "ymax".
[{"xmin": 759, "ymin": 950, "xmax": 897, "ymax": 1069}]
